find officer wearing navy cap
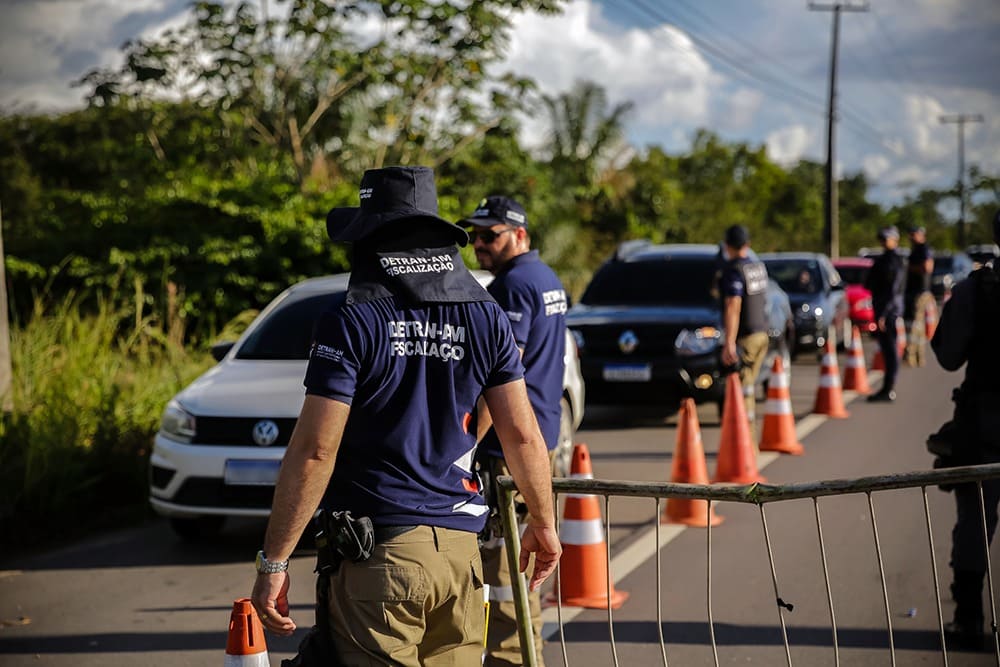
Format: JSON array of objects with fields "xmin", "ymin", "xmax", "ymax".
[
  {"xmin": 864, "ymin": 225, "xmax": 906, "ymax": 402},
  {"xmin": 930, "ymin": 209, "xmax": 1000, "ymax": 650},
  {"xmin": 250, "ymin": 166, "xmax": 561, "ymax": 665},
  {"xmin": 462, "ymin": 195, "xmax": 568, "ymax": 666}
]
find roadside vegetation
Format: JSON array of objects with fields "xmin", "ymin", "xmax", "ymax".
[{"xmin": 0, "ymin": 0, "xmax": 996, "ymax": 547}]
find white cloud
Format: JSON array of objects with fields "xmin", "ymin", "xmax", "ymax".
[
  {"xmin": 862, "ymin": 154, "xmax": 891, "ymax": 180},
  {"xmin": 765, "ymin": 125, "xmax": 814, "ymax": 165}
]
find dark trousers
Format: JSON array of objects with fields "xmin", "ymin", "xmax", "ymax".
[
  {"xmin": 875, "ymin": 321, "xmax": 899, "ymax": 391},
  {"xmin": 952, "ymin": 478, "xmax": 1000, "ymax": 576}
]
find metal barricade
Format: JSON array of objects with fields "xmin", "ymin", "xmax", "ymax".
[{"xmin": 497, "ymin": 462, "xmax": 1000, "ymax": 667}]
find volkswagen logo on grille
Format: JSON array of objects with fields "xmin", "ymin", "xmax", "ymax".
[
  {"xmin": 252, "ymin": 420, "xmax": 279, "ymax": 447},
  {"xmin": 618, "ymin": 330, "xmax": 639, "ymax": 354}
]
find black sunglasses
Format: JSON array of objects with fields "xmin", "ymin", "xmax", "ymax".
[{"xmin": 467, "ymin": 227, "xmax": 515, "ymax": 244}]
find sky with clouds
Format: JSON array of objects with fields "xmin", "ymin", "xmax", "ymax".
[{"xmin": 1, "ymin": 0, "xmax": 997, "ymax": 209}]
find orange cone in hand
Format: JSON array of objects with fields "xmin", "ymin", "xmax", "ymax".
[
  {"xmin": 714, "ymin": 374, "xmax": 765, "ymax": 484},
  {"xmin": 545, "ymin": 443, "xmax": 628, "ymax": 609},
  {"xmin": 662, "ymin": 398, "xmax": 724, "ymax": 526},
  {"xmin": 225, "ymin": 599, "xmax": 269, "ymax": 666},
  {"xmin": 842, "ymin": 326, "xmax": 871, "ymax": 394},
  {"xmin": 759, "ymin": 356, "xmax": 804, "ymax": 455},
  {"xmin": 813, "ymin": 340, "xmax": 849, "ymax": 418}
]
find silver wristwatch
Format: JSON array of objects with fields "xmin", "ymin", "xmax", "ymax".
[{"xmin": 255, "ymin": 550, "xmax": 289, "ymax": 574}]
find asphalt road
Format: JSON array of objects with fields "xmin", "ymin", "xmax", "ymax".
[{"xmin": 1, "ymin": 345, "xmax": 998, "ymax": 666}]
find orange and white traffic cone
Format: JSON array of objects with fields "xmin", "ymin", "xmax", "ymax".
[
  {"xmin": 895, "ymin": 317, "xmax": 906, "ymax": 359},
  {"xmin": 813, "ymin": 340, "xmax": 849, "ymax": 418},
  {"xmin": 545, "ymin": 443, "xmax": 629, "ymax": 609},
  {"xmin": 759, "ymin": 356, "xmax": 804, "ymax": 455},
  {"xmin": 225, "ymin": 599, "xmax": 269, "ymax": 667},
  {"xmin": 871, "ymin": 347, "xmax": 884, "ymax": 371},
  {"xmin": 925, "ymin": 300, "xmax": 938, "ymax": 339},
  {"xmin": 842, "ymin": 326, "xmax": 871, "ymax": 395},
  {"xmin": 714, "ymin": 374, "xmax": 765, "ymax": 484},
  {"xmin": 662, "ymin": 398, "xmax": 724, "ymax": 526}
]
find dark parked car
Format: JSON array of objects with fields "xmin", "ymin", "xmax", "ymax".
[
  {"xmin": 565, "ymin": 242, "xmax": 793, "ymax": 410},
  {"xmin": 931, "ymin": 251, "xmax": 974, "ymax": 302},
  {"xmin": 760, "ymin": 252, "xmax": 849, "ymax": 356}
]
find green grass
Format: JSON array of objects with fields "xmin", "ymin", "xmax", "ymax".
[{"xmin": 0, "ymin": 290, "xmax": 217, "ymax": 548}]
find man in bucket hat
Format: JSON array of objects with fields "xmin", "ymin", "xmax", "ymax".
[
  {"xmin": 462, "ymin": 195, "xmax": 568, "ymax": 666},
  {"xmin": 251, "ymin": 166, "xmax": 561, "ymax": 665}
]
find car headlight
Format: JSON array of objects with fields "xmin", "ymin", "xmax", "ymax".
[
  {"xmin": 675, "ymin": 327, "xmax": 721, "ymax": 357},
  {"xmin": 571, "ymin": 329, "xmax": 585, "ymax": 352},
  {"xmin": 800, "ymin": 303, "xmax": 810, "ymax": 313},
  {"xmin": 813, "ymin": 307, "xmax": 823, "ymax": 318},
  {"xmin": 160, "ymin": 399, "xmax": 196, "ymax": 443}
]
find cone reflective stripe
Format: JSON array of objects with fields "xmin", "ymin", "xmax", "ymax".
[
  {"xmin": 662, "ymin": 399, "xmax": 723, "ymax": 526},
  {"xmin": 925, "ymin": 300, "xmax": 938, "ymax": 338},
  {"xmin": 544, "ymin": 443, "xmax": 628, "ymax": 609},
  {"xmin": 759, "ymin": 357, "xmax": 804, "ymax": 455},
  {"xmin": 842, "ymin": 326, "xmax": 871, "ymax": 394},
  {"xmin": 812, "ymin": 340, "xmax": 849, "ymax": 418},
  {"xmin": 225, "ymin": 599, "xmax": 269, "ymax": 667},
  {"xmin": 713, "ymin": 374, "xmax": 765, "ymax": 484}
]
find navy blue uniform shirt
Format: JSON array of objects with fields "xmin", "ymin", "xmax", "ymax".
[
  {"xmin": 865, "ymin": 248, "xmax": 906, "ymax": 320},
  {"xmin": 484, "ymin": 250, "xmax": 567, "ymax": 456},
  {"xmin": 304, "ymin": 297, "xmax": 523, "ymax": 532},
  {"xmin": 906, "ymin": 242, "xmax": 933, "ymax": 295}
]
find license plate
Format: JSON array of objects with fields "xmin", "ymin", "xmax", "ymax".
[
  {"xmin": 224, "ymin": 460, "xmax": 281, "ymax": 486},
  {"xmin": 602, "ymin": 364, "xmax": 652, "ymax": 382}
]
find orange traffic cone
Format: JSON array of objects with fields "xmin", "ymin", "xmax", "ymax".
[
  {"xmin": 871, "ymin": 346, "xmax": 884, "ymax": 371},
  {"xmin": 842, "ymin": 326, "xmax": 871, "ymax": 395},
  {"xmin": 813, "ymin": 340, "xmax": 849, "ymax": 418},
  {"xmin": 714, "ymin": 374, "xmax": 765, "ymax": 484},
  {"xmin": 895, "ymin": 317, "xmax": 906, "ymax": 359},
  {"xmin": 545, "ymin": 444, "xmax": 629, "ymax": 609},
  {"xmin": 759, "ymin": 356, "xmax": 804, "ymax": 455},
  {"xmin": 925, "ymin": 300, "xmax": 938, "ymax": 339},
  {"xmin": 225, "ymin": 599, "xmax": 269, "ymax": 666},
  {"xmin": 662, "ymin": 398, "xmax": 724, "ymax": 526}
]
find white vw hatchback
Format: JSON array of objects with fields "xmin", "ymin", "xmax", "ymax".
[{"xmin": 150, "ymin": 272, "xmax": 585, "ymax": 539}]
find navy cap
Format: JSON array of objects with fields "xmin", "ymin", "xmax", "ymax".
[
  {"xmin": 461, "ymin": 195, "xmax": 528, "ymax": 229},
  {"xmin": 878, "ymin": 226, "xmax": 900, "ymax": 241},
  {"xmin": 326, "ymin": 166, "xmax": 469, "ymax": 246},
  {"xmin": 908, "ymin": 225, "xmax": 926, "ymax": 234},
  {"xmin": 724, "ymin": 224, "xmax": 750, "ymax": 247}
]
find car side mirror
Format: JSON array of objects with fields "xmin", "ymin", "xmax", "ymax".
[{"xmin": 211, "ymin": 341, "xmax": 236, "ymax": 362}]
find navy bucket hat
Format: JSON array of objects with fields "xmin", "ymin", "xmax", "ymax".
[{"xmin": 326, "ymin": 166, "xmax": 469, "ymax": 246}]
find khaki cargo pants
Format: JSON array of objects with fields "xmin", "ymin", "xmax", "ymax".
[
  {"xmin": 326, "ymin": 524, "xmax": 485, "ymax": 666},
  {"xmin": 481, "ymin": 456, "xmax": 547, "ymax": 666},
  {"xmin": 905, "ymin": 292, "xmax": 935, "ymax": 367},
  {"xmin": 737, "ymin": 331, "xmax": 770, "ymax": 423}
]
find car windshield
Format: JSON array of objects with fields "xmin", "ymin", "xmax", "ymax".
[
  {"xmin": 237, "ymin": 292, "xmax": 343, "ymax": 360},
  {"xmin": 763, "ymin": 259, "xmax": 822, "ymax": 295},
  {"xmin": 580, "ymin": 257, "xmax": 717, "ymax": 306},
  {"xmin": 836, "ymin": 265, "xmax": 869, "ymax": 285}
]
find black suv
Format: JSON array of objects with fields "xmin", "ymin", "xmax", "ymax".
[{"xmin": 566, "ymin": 242, "xmax": 792, "ymax": 409}]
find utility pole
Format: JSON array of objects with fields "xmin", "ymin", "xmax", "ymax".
[
  {"xmin": 939, "ymin": 113, "xmax": 983, "ymax": 248},
  {"xmin": 809, "ymin": 1, "xmax": 867, "ymax": 260}
]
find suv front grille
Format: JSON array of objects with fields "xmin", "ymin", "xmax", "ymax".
[
  {"xmin": 173, "ymin": 477, "xmax": 276, "ymax": 509},
  {"xmin": 575, "ymin": 324, "xmax": 686, "ymax": 358},
  {"xmin": 192, "ymin": 417, "xmax": 298, "ymax": 447}
]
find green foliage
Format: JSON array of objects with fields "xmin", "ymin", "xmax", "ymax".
[{"xmin": 0, "ymin": 291, "xmax": 214, "ymax": 545}]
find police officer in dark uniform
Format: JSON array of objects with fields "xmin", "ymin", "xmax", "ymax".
[
  {"xmin": 719, "ymin": 224, "xmax": 769, "ymax": 424},
  {"xmin": 250, "ymin": 166, "xmax": 561, "ymax": 666},
  {"xmin": 930, "ymin": 210, "xmax": 1000, "ymax": 650},
  {"xmin": 462, "ymin": 195, "xmax": 567, "ymax": 666},
  {"xmin": 864, "ymin": 226, "xmax": 906, "ymax": 402}
]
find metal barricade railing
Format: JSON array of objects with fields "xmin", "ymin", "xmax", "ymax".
[{"xmin": 497, "ymin": 462, "xmax": 1000, "ymax": 667}]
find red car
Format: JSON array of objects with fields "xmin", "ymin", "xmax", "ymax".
[{"xmin": 833, "ymin": 257, "xmax": 876, "ymax": 334}]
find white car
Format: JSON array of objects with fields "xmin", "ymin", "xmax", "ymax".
[{"xmin": 150, "ymin": 272, "xmax": 585, "ymax": 539}]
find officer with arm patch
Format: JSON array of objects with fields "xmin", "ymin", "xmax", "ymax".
[
  {"xmin": 929, "ymin": 209, "xmax": 1000, "ymax": 651},
  {"xmin": 719, "ymin": 224, "xmax": 769, "ymax": 425},
  {"xmin": 462, "ymin": 195, "xmax": 567, "ymax": 666},
  {"xmin": 250, "ymin": 167, "xmax": 561, "ymax": 666}
]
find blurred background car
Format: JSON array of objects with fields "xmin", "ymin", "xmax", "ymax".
[
  {"xmin": 149, "ymin": 271, "xmax": 585, "ymax": 539},
  {"xmin": 832, "ymin": 257, "xmax": 876, "ymax": 334},
  {"xmin": 965, "ymin": 243, "xmax": 999, "ymax": 268},
  {"xmin": 760, "ymin": 252, "xmax": 849, "ymax": 357},
  {"xmin": 565, "ymin": 242, "xmax": 793, "ymax": 412},
  {"xmin": 931, "ymin": 251, "xmax": 974, "ymax": 302}
]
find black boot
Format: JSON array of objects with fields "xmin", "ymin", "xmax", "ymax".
[{"xmin": 945, "ymin": 570, "xmax": 986, "ymax": 651}]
